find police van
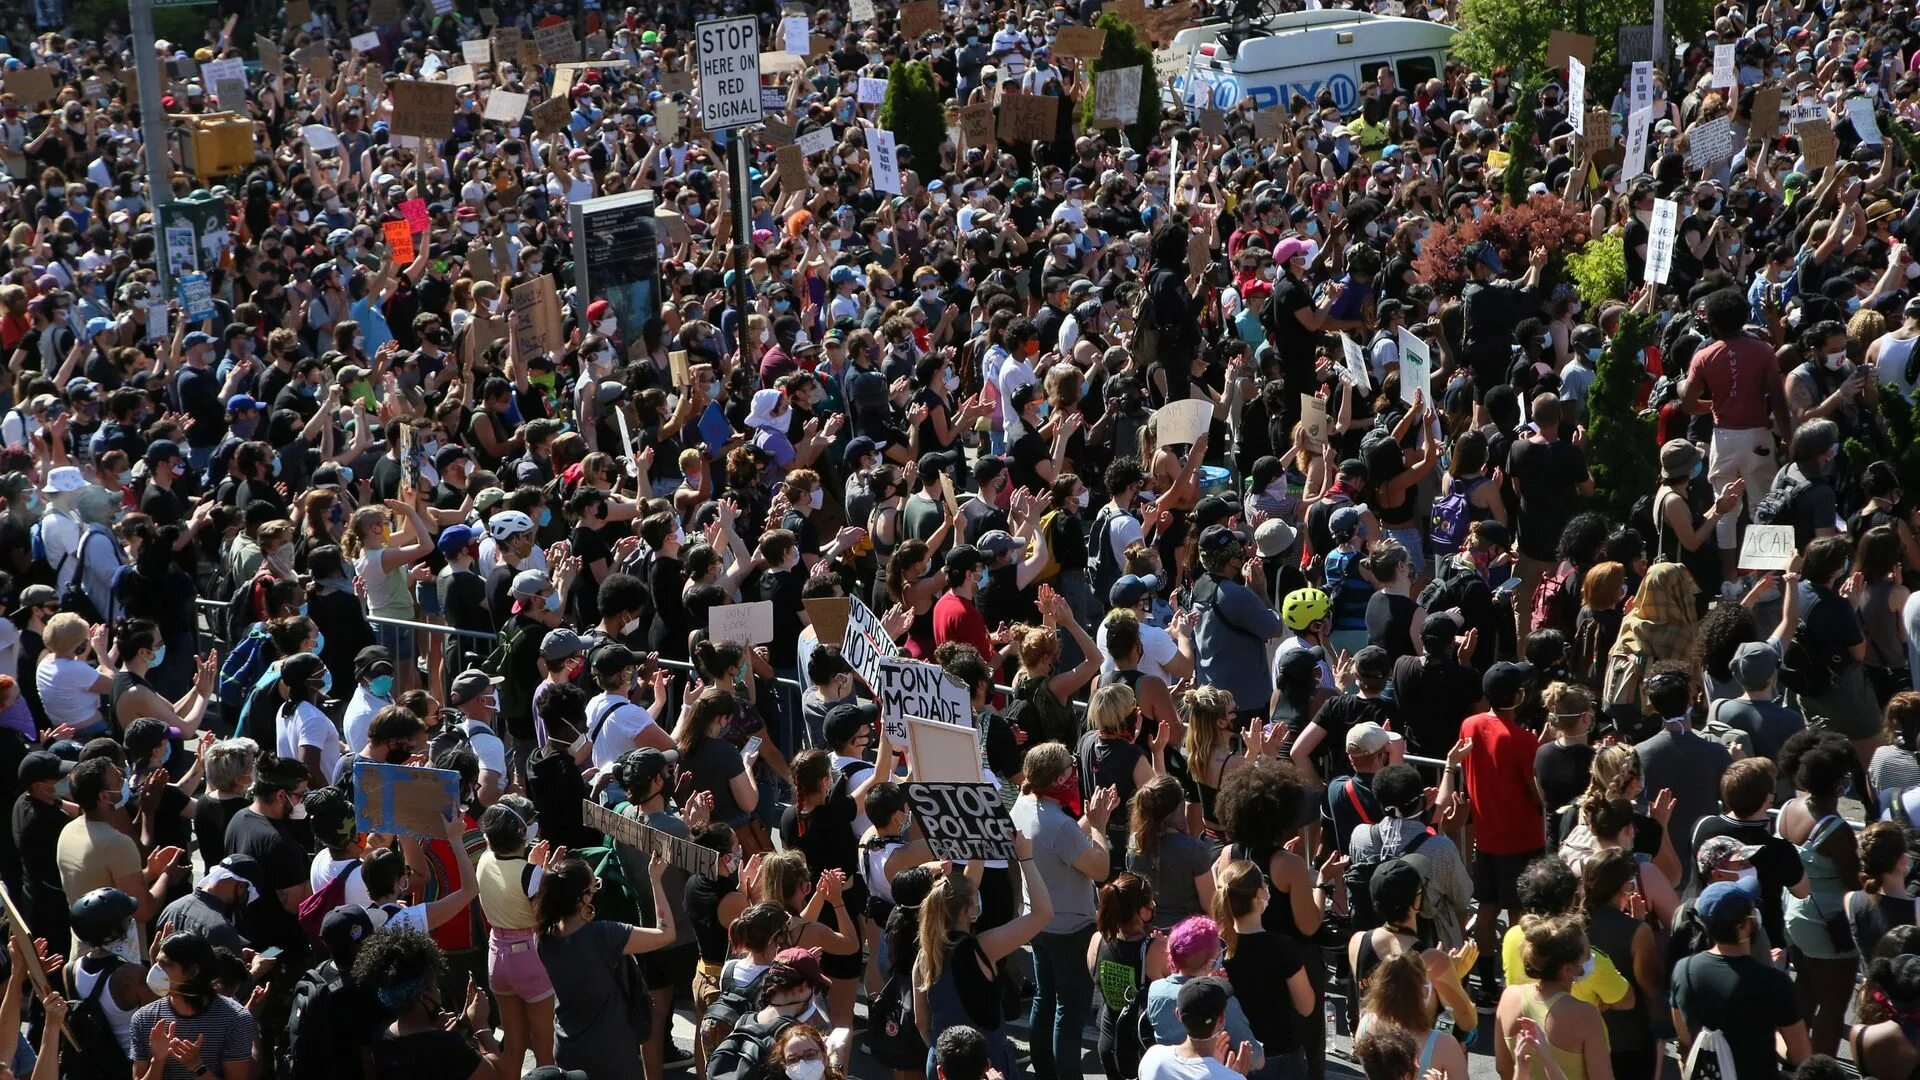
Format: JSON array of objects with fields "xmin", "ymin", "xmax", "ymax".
[{"xmin": 1166, "ymin": 10, "xmax": 1457, "ymax": 116}]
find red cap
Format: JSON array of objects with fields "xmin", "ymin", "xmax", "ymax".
[{"xmin": 586, "ymin": 299, "xmax": 612, "ymax": 321}]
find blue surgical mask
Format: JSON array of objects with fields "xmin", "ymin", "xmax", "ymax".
[
  {"xmin": 320, "ymin": 667, "xmax": 333, "ymax": 695},
  {"xmin": 369, "ymin": 674, "xmax": 394, "ymax": 698},
  {"xmin": 272, "ymin": 456, "xmax": 283, "ymax": 477},
  {"xmin": 539, "ymin": 508, "xmax": 553, "ymax": 527},
  {"xmin": 774, "ymin": 299, "xmax": 792, "ymax": 313},
  {"xmin": 1035, "ymin": 402, "xmax": 1052, "ymax": 421},
  {"xmin": 150, "ymin": 645, "xmax": 167, "ymax": 667},
  {"xmin": 116, "ymin": 774, "xmax": 133, "ymax": 808},
  {"xmin": 313, "ymin": 628, "xmax": 327, "ymax": 655},
  {"xmin": 545, "ymin": 589, "xmax": 562, "ymax": 612}
]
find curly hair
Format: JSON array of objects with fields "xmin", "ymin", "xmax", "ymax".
[
  {"xmin": 1214, "ymin": 757, "xmax": 1313, "ymax": 854},
  {"xmin": 1694, "ymin": 601, "xmax": 1760, "ymax": 684},
  {"xmin": 351, "ymin": 929, "xmax": 446, "ymax": 1014}
]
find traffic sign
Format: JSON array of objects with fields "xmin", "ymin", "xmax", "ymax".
[{"xmin": 695, "ymin": 17, "xmax": 762, "ymax": 131}]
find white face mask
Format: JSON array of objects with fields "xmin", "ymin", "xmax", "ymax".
[
  {"xmin": 622, "ymin": 617, "xmax": 641, "ymax": 636},
  {"xmin": 786, "ymin": 1060, "xmax": 826, "ymax": 1080},
  {"xmin": 1577, "ymin": 954, "xmax": 1595, "ymax": 981},
  {"xmin": 1824, "ymin": 350, "xmax": 1849, "ymax": 370},
  {"xmin": 597, "ymin": 318, "xmax": 618, "ymax": 336},
  {"xmin": 146, "ymin": 963, "xmax": 172, "ymax": 995}
]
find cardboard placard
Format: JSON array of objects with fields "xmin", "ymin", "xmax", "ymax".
[
  {"xmin": 1094, "ymin": 65, "xmax": 1141, "ymax": 127},
  {"xmin": 582, "ymin": 799, "xmax": 720, "ymax": 876},
  {"xmin": 467, "ymin": 243, "xmax": 494, "ymax": 280},
  {"xmin": 1738, "ymin": 524, "xmax": 1796, "ymax": 571},
  {"xmin": 1712, "ymin": 42, "xmax": 1737, "ymax": 89},
  {"xmin": 669, "ymin": 350, "xmax": 690, "ymax": 387},
  {"xmin": 1580, "ymin": 108, "xmax": 1613, "ymax": 155},
  {"xmin": 875, "ymin": 656, "xmax": 973, "ymax": 741},
  {"xmin": 1847, "ymin": 96, "xmax": 1882, "ymax": 146},
  {"xmin": 463, "ymin": 38, "xmax": 493, "ymax": 66},
  {"xmin": 905, "ymin": 717, "xmax": 983, "ymax": 783},
  {"xmin": 781, "ymin": 15, "xmax": 810, "ymax": 55},
  {"xmin": 389, "ymin": 79, "xmax": 457, "ymax": 140},
  {"xmin": 1751, "ymin": 85, "xmax": 1783, "ymax": 140},
  {"xmin": 1688, "ymin": 115, "xmax": 1736, "ymax": 170},
  {"xmin": 492, "ymin": 26, "xmax": 523, "ymax": 57},
  {"xmin": 899, "ymin": 0, "xmax": 941, "ymax": 37},
  {"xmin": 762, "ymin": 116, "xmax": 797, "ymax": 144},
  {"xmin": 796, "ymin": 125, "xmax": 836, "ymax": 157},
  {"xmin": 0, "ymin": 884, "xmax": 70, "ymax": 1042},
  {"xmin": 760, "ymin": 51, "xmax": 803, "ymax": 76},
  {"xmin": 775, "ymin": 143, "xmax": 809, "ymax": 190},
  {"xmin": 1118, "ymin": 0, "xmax": 1193, "ymax": 46},
  {"xmin": 536, "ymin": 22, "xmax": 579, "ymax": 63},
  {"xmin": 803, "ymin": 597, "xmax": 850, "ymax": 646},
  {"xmin": 661, "ymin": 68, "xmax": 693, "ymax": 93},
  {"xmin": 383, "ymin": 219, "xmax": 416, "ymax": 263},
  {"xmin": 368, "ymin": 0, "xmax": 402, "ymax": 25},
  {"xmin": 1253, "ymin": 104, "xmax": 1287, "ymax": 141},
  {"xmin": 1644, "ymin": 197, "xmax": 1679, "ymax": 285},
  {"xmin": 2, "ymin": 68, "xmax": 55, "ymax": 105},
  {"xmin": 1001, "ymin": 91, "xmax": 1056, "ymax": 143},
  {"xmin": 531, "ymin": 95, "xmax": 570, "ymax": 133},
  {"xmin": 1618, "ymin": 24, "xmax": 1654, "ymax": 66},
  {"xmin": 1198, "ymin": 106, "xmax": 1226, "ymax": 136},
  {"xmin": 1547, "ymin": 30, "xmax": 1596, "ymax": 70},
  {"xmin": 510, "ymin": 274, "xmax": 563, "ymax": 361},
  {"xmin": 288, "ymin": 0, "xmax": 311, "ymax": 24},
  {"xmin": 353, "ymin": 761, "xmax": 459, "ymax": 838},
  {"xmin": 1153, "ymin": 399, "xmax": 1212, "ymax": 445},
  {"xmin": 850, "ymin": 0, "xmax": 877, "ymax": 20},
  {"xmin": 1300, "ymin": 393, "xmax": 1329, "ymax": 447},
  {"xmin": 708, "ymin": 599, "xmax": 775, "ymax": 647},
  {"xmin": 302, "ymin": 123, "xmax": 341, "ymax": 150},
  {"xmin": 958, "ymin": 101, "xmax": 996, "ymax": 151},
  {"xmin": 905, "ymin": 783, "xmax": 1016, "ymax": 861},
  {"xmin": 1798, "ymin": 120, "xmax": 1837, "ymax": 170},
  {"xmin": 258, "ymin": 36, "xmax": 284, "ymax": 77},
  {"xmin": 484, "ymin": 88, "xmax": 529, "ymax": 122},
  {"xmin": 857, "ymin": 76, "xmax": 888, "ymax": 105},
  {"xmin": 841, "ymin": 595, "xmax": 902, "ymax": 690},
  {"xmin": 1053, "ymin": 26, "xmax": 1107, "ymax": 60},
  {"xmin": 657, "ymin": 98, "xmax": 682, "ymax": 142}
]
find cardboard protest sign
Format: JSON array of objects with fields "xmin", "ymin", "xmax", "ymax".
[
  {"xmin": 288, "ymin": 0, "xmax": 311, "ymax": 24},
  {"xmin": 850, "ymin": 0, "xmax": 877, "ymax": 21},
  {"xmin": 353, "ymin": 761, "xmax": 459, "ymax": 838},
  {"xmin": 661, "ymin": 68, "xmax": 693, "ymax": 93},
  {"xmin": 368, "ymin": 0, "xmax": 402, "ymax": 25},
  {"xmin": 258, "ymin": 36, "xmax": 284, "ymax": 77},
  {"xmin": 492, "ymin": 26, "xmax": 522, "ymax": 56},
  {"xmin": 537, "ymin": 23, "xmax": 580, "ymax": 63},
  {"xmin": 389, "ymin": 79, "xmax": 457, "ymax": 140},
  {"xmin": 804, "ymin": 597, "xmax": 850, "ymax": 646},
  {"xmin": 905, "ymin": 718, "xmax": 983, "ymax": 783},
  {"xmin": 3, "ymin": 68, "xmax": 56, "ymax": 105},
  {"xmin": 709, "ymin": 600, "xmax": 775, "ymax": 647},
  {"xmin": 1624, "ymin": 105, "xmax": 1652, "ymax": 178},
  {"xmin": 1053, "ymin": 26, "xmax": 1106, "ymax": 59},
  {"xmin": 840, "ymin": 595, "xmax": 901, "ymax": 690},
  {"xmin": 875, "ymin": 656, "xmax": 972, "ymax": 741},
  {"xmin": 1566, "ymin": 57, "xmax": 1587, "ymax": 132},
  {"xmin": 1751, "ymin": 86, "xmax": 1783, "ymax": 139},
  {"xmin": 1547, "ymin": 30, "xmax": 1596, "ymax": 70},
  {"xmin": 775, "ymin": 143, "xmax": 809, "ymax": 190},
  {"xmin": 906, "ymin": 783, "xmax": 1017, "ymax": 861},
  {"xmin": 582, "ymin": 800, "xmax": 720, "ymax": 876},
  {"xmin": 0, "ymin": 885, "xmax": 69, "ymax": 1041},
  {"xmin": 484, "ymin": 88, "xmax": 529, "ymax": 122},
  {"xmin": 782, "ymin": 15, "xmax": 810, "ymax": 55},
  {"xmin": 669, "ymin": 350, "xmax": 691, "ymax": 388},
  {"xmin": 510, "ymin": 275, "xmax": 563, "ymax": 361},
  {"xmin": 1397, "ymin": 328, "xmax": 1431, "ymax": 405},
  {"xmin": 958, "ymin": 101, "xmax": 996, "ymax": 150},
  {"xmin": 1001, "ymin": 91, "xmax": 1056, "ymax": 142},
  {"xmin": 1094, "ymin": 65, "xmax": 1142, "ymax": 127},
  {"xmin": 1115, "ymin": 0, "xmax": 1195, "ymax": 46},
  {"xmin": 1253, "ymin": 105, "xmax": 1287, "ymax": 140},
  {"xmin": 531, "ymin": 95, "xmax": 570, "ymax": 133},
  {"xmin": 1847, "ymin": 96, "xmax": 1882, "ymax": 146},
  {"xmin": 1580, "ymin": 109, "xmax": 1612, "ymax": 156},
  {"xmin": 383, "ymin": 219, "xmax": 416, "ymax": 263},
  {"xmin": 1618, "ymin": 24, "xmax": 1654, "ymax": 65},
  {"xmin": 1798, "ymin": 120, "xmax": 1837, "ymax": 169},
  {"xmin": 1154, "ymin": 399, "xmax": 1212, "ymax": 445},
  {"xmin": 463, "ymin": 39, "xmax": 493, "ymax": 66},
  {"xmin": 900, "ymin": 0, "xmax": 941, "ymax": 37},
  {"xmin": 1300, "ymin": 393, "xmax": 1329, "ymax": 447},
  {"xmin": 466, "ymin": 243, "xmax": 494, "ymax": 280},
  {"xmin": 1738, "ymin": 525, "xmax": 1796, "ymax": 571},
  {"xmin": 1199, "ymin": 106, "xmax": 1226, "ymax": 136}
]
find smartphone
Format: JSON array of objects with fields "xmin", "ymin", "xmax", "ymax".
[
  {"xmin": 744, "ymin": 736, "xmax": 762, "ymax": 757},
  {"xmin": 258, "ymin": 946, "xmax": 285, "ymax": 960}
]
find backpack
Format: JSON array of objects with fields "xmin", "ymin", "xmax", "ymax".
[
  {"xmin": 1416, "ymin": 555, "xmax": 1476, "ymax": 613},
  {"xmin": 1343, "ymin": 827, "xmax": 1433, "ymax": 933},
  {"xmin": 1779, "ymin": 625, "xmax": 1837, "ymax": 698},
  {"xmin": 1088, "ymin": 504, "xmax": 1132, "ymax": 602},
  {"xmin": 61, "ymin": 957, "xmax": 131, "ymax": 1080},
  {"xmin": 1131, "ymin": 276, "xmax": 1162, "ymax": 369},
  {"xmin": 481, "ymin": 618, "xmax": 529, "ymax": 688},
  {"xmin": 1600, "ymin": 646, "xmax": 1649, "ymax": 724},
  {"xmin": 864, "ymin": 971, "xmax": 928, "ymax": 1069},
  {"xmin": 25, "ymin": 517, "xmax": 56, "ymax": 588},
  {"xmin": 1751, "ymin": 477, "xmax": 1808, "ymax": 529},
  {"xmin": 217, "ymin": 624, "xmax": 274, "ymax": 712},
  {"xmin": 706, "ymin": 1012, "xmax": 797, "ymax": 1080},
  {"xmin": 1427, "ymin": 475, "xmax": 1486, "ymax": 557},
  {"xmin": 1530, "ymin": 561, "xmax": 1581, "ymax": 634},
  {"xmin": 1878, "ymin": 787, "xmax": 1920, "ymax": 890},
  {"xmin": 60, "ymin": 524, "xmax": 110, "ymax": 623},
  {"xmin": 700, "ymin": 959, "xmax": 773, "ymax": 1053},
  {"xmin": 1096, "ymin": 946, "xmax": 1153, "ymax": 1079},
  {"xmin": 296, "ymin": 860, "xmax": 362, "ymax": 953},
  {"xmin": 281, "ymin": 960, "xmax": 349, "ymax": 1080}
]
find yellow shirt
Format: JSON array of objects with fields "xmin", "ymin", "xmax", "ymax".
[{"xmin": 1501, "ymin": 923, "xmax": 1630, "ymax": 1010}]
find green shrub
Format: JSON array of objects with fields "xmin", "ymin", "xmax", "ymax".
[
  {"xmin": 1451, "ymin": 0, "xmax": 1710, "ymax": 101},
  {"xmin": 1585, "ymin": 311, "xmax": 1659, "ymax": 519},
  {"xmin": 878, "ymin": 59, "xmax": 946, "ymax": 180},
  {"xmin": 1566, "ymin": 233, "xmax": 1628, "ymax": 308}
]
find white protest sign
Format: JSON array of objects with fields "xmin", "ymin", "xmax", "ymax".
[
  {"xmin": 796, "ymin": 125, "xmax": 836, "ymax": 157},
  {"xmin": 1848, "ymin": 96, "xmax": 1882, "ymax": 145},
  {"xmin": 1153, "ymin": 399, "xmax": 1212, "ymax": 445},
  {"xmin": 1567, "ymin": 57, "xmax": 1586, "ymax": 133},
  {"xmin": 1645, "ymin": 198, "xmax": 1679, "ymax": 284},
  {"xmin": 420, "ymin": 53, "xmax": 445, "ymax": 78},
  {"xmin": 781, "ymin": 16, "xmax": 810, "ymax": 56},
  {"xmin": 875, "ymin": 656, "xmax": 973, "ymax": 741},
  {"xmin": 351, "ymin": 31, "xmax": 382, "ymax": 53},
  {"xmin": 1791, "ymin": 98, "xmax": 1827, "ymax": 125},
  {"xmin": 850, "ymin": 0, "xmax": 876, "ymax": 21},
  {"xmin": 462, "ymin": 38, "xmax": 492, "ymax": 66},
  {"xmin": 1737, "ymin": 524, "xmax": 1797, "ymax": 571},
  {"xmin": 905, "ymin": 719, "xmax": 984, "ymax": 783},
  {"xmin": 1688, "ymin": 115, "xmax": 1735, "ymax": 171},
  {"xmin": 695, "ymin": 17, "xmax": 763, "ymax": 130},
  {"xmin": 708, "ymin": 600, "xmax": 775, "ymax": 647},
  {"xmin": 1396, "ymin": 328, "xmax": 1431, "ymax": 406},
  {"xmin": 841, "ymin": 596, "xmax": 901, "ymax": 690},
  {"xmin": 857, "ymin": 77, "xmax": 888, "ymax": 105},
  {"xmin": 200, "ymin": 58, "xmax": 245, "ymax": 87},
  {"xmin": 146, "ymin": 304, "xmax": 167, "ymax": 343},
  {"xmin": 447, "ymin": 64, "xmax": 474, "ymax": 86},
  {"xmin": 1630, "ymin": 62, "xmax": 1653, "ymax": 116},
  {"xmin": 1338, "ymin": 333, "xmax": 1373, "ymax": 393},
  {"xmin": 1624, "ymin": 105, "xmax": 1652, "ymax": 180},
  {"xmin": 483, "ymin": 89, "xmax": 528, "ymax": 123},
  {"xmin": 867, "ymin": 127, "xmax": 901, "ymax": 194},
  {"xmin": 301, "ymin": 124, "xmax": 341, "ymax": 150},
  {"xmin": 1713, "ymin": 43, "xmax": 1737, "ymax": 88},
  {"xmin": 1094, "ymin": 65, "xmax": 1142, "ymax": 125}
]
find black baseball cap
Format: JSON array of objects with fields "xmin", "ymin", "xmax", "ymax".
[
  {"xmin": 1483, "ymin": 661, "xmax": 1535, "ymax": 708},
  {"xmin": 17, "ymin": 751, "xmax": 71, "ymax": 785}
]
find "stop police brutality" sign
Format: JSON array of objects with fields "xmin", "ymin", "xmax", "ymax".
[
  {"xmin": 696, "ymin": 17, "xmax": 762, "ymax": 130},
  {"xmin": 906, "ymin": 782, "xmax": 1018, "ymax": 861}
]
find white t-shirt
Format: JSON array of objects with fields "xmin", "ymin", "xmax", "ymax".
[
  {"xmin": 995, "ymin": 356, "xmax": 1036, "ymax": 430},
  {"xmin": 39, "ymin": 510, "xmax": 81, "ymax": 592},
  {"xmin": 309, "ymin": 852, "xmax": 372, "ymax": 907},
  {"xmin": 465, "ymin": 718, "xmax": 508, "ymax": 777},
  {"xmin": 343, "ymin": 685, "xmax": 392, "ymax": 753},
  {"xmin": 1096, "ymin": 620, "xmax": 1179, "ymax": 682},
  {"xmin": 586, "ymin": 692, "xmax": 657, "ymax": 769},
  {"xmin": 277, "ymin": 701, "xmax": 343, "ymax": 783},
  {"xmin": 1138, "ymin": 1045, "xmax": 1242, "ymax": 1080},
  {"xmin": 35, "ymin": 654, "xmax": 102, "ymax": 732},
  {"xmin": 369, "ymin": 900, "xmax": 429, "ymax": 935}
]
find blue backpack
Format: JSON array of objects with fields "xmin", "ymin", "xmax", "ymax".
[{"xmin": 218, "ymin": 624, "xmax": 273, "ymax": 712}]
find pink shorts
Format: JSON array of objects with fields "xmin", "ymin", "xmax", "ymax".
[{"xmin": 488, "ymin": 927, "xmax": 554, "ymax": 1001}]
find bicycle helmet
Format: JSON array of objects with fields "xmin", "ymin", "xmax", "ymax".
[
  {"xmin": 487, "ymin": 510, "xmax": 535, "ymax": 541},
  {"xmin": 69, "ymin": 888, "xmax": 138, "ymax": 947},
  {"xmin": 1281, "ymin": 587, "xmax": 1332, "ymax": 631}
]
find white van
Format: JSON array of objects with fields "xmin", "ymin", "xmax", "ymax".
[{"xmin": 1166, "ymin": 10, "xmax": 1457, "ymax": 115}]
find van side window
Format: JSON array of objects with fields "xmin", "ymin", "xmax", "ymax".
[{"xmin": 1396, "ymin": 56, "xmax": 1438, "ymax": 89}]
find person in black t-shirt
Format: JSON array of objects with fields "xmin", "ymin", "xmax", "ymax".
[
  {"xmin": 1388, "ymin": 611, "xmax": 1486, "ymax": 759},
  {"xmin": 12, "ymin": 750, "xmax": 72, "ymax": 944},
  {"xmin": 565, "ymin": 488, "xmax": 615, "ymax": 627},
  {"xmin": 223, "ymin": 754, "xmax": 314, "ymax": 956},
  {"xmin": 1670, "ymin": 878, "xmax": 1809, "ymax": 1078},
  {"xmin": 1688, "ymin": 759, "xmax": 1806, "ymax": 948},
  {"xmin": 138, "ymin": 439, "xmax": 188, "ymax": 527}
]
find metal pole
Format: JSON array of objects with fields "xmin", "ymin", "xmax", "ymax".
[
  {"xmin": 130, "ymin": 0, "xmax": 177, "ymax": 302},
  {"xmin": 729, "ymin": 131, "xmax": 751, "ymax": 357}
]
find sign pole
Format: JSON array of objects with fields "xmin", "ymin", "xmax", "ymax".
[
  {"xmin": 730, "ymin": 133, "xmax": 751, "ymax": 359},
  {"xmin": 131, "ymin": 0, "xmax": 177, "ymax": 302}
]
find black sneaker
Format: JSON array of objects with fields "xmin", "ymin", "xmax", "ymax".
[{"xmin": 666, "ymin": 1041, "xmax": 694, "ymax": 1065}]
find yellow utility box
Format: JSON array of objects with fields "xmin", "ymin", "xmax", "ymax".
[{"xmin": 178, "ymin": 112, "xmax": 255, "ymax": 179}]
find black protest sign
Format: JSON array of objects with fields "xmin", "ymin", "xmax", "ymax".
[{"xmin": 906, "ymin": 782, "xmax": 1016, "ymax": 861}]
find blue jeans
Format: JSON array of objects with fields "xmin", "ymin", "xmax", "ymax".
[{"xmin": 1030, "ymin": 924, "xmax": 1096, "ymax": 1080}]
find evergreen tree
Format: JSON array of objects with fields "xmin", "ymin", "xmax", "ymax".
[
  {"xmin": 879, "ymin": 60, "xmax": 947, "ymax": 179},
  {"xmin": 1078, "ymin": 13, "xmax": 1163, "ymax": 150}
]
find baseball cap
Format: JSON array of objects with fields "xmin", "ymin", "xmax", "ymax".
[
  {"xmin": 1695, "ymin": 876, "xmax": 1761, "ymax": 934},
  {"xmin": 510, "ymin": 569, "xmax": 551, "ymax": 601},
  {"xmin": 436, "ymin": 523, "xmax": 479, "ymax": 557},
  {"xmin": 473, "ymin": 488, "xmax": 508, "ymax": 514},
  {"xmin": 433, "ymin": 444, "xmax": 470, "ymax": 472},
  {"xmin": 448, "ymin": 669, "xmax": 503, "ymax": 707},
  {"xmin": 144, "ymin": 440, "xmax": 182, "ymax": 465},
  {"xmin": 1174, "ymin": 976, "xmax": 1231, "ymax": 1036},
  {"xmin": 1482, "ymin": 661, "xmax": 1534, "ymax": 707},
  {"xmin": 768, "ymin": 947, "xmax": 833, "ymax": 992},
  {"xmin": 1108, "ymin": 574, "xmax": 1160, "ymax": 608},
  {"xmin": 592, "ymin": 643, "xmax": 640, "ymax": 676},
  {"xmin": 944, "ymin": 544, "xmax": 987, "ymax": 578},
  {"xmin": 10, "ymin": 584, "xmax": 55, "ymax": 622},
  {"xmin": 844, "ymin": 435, "xmax": 879, "ymax": 462},
  {"xmin": 182, "ymin": 331, "xmax": 217, "ymax": 349},
  {"xmin": 17, "ymin": 751, "xmax": 71, "ymax": 785},
  {"xmin": 320, "ymin": 906, "xmax": 376, "ymax": 962},
  {"xmin": 1272, "ymin": 237, "xmax": 1310, "ymax": 263},
  {"xmin": 1730, "ymin": 641, "xmax": 1779, "ymax": 690},
  {"xmin": 1369, "ymin": 857, "xmax": 1426, "ymax": 915},
  {"xmin": 1198, "ymin": 524, "xmax": 1247, "ymax": 556},
  {"xmin": 1695, "ymin": 834, "xmax": 1763, "ymax": 876},
  {"xmin": 354, "ymin": 646, "xmax": 394, "ymax": 679},
  {"xmin": 1329, "ymin": 505, "xmax": 1366, "ymax": 540},
  {"xmin": 977, "ymin": 530, "xmax": 1025, "ymax": 555},
  {"xmin": 226, "ymin": 394, "xmax": 264, "ymax": 413},
  {"xmin": 823, "ymin": 701, "xmax": 881, "ymax": 748},
  {"xmin": 540, "ymin": 628, "xmax": 585, "ymax": 662},
  {"xmin": 1344, "ymin": 720, "xmax": 1391, "ymax": 755}
]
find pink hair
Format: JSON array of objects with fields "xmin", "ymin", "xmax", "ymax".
[{"xmin": 1167, "ymin": 916, "xmax": 1220, "ymax": 971}]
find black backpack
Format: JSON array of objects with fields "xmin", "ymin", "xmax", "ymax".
[
  {"xmin": 1752, "ymin": 477, "xmax": 1809, "ymax": 530},
  {"xmin": 706, "ymin": 1012, "xmax": 797, "ymax": 1080},
  {"xmin": 1343, "ymin": 827, "xmax": 1432, "ymax": 933},
  {"xmin": 698, "ymin": 959, "xmax": 770, "ymax": 1053},
  {"xmin": 864, "ymin": 972, "xmax": 928, "ymax": 1069},
  {"xmin": 61, "ymin": 957, "xmax": 131, "ymax": 1080},
  {"xmin": 281, "ymin": 960, "xmax": 347, "ymax": 1080}
]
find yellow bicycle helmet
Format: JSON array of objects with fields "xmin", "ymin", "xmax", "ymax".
[{"xmin": 1282, "ymin": 587, "xmax": 1331, "ymax": 631}]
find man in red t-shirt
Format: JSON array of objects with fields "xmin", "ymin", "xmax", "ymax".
[
  {"xmin": 933, "ymin": 545, "xmax": 993, "ymax": 657},
  {"xmin": 1459, "ymin": 661, "xmax": 1546, "ymax": 960},
  {"xmin": 1680, "ymin": 289, "xmax": 1793, "ymax": 574}
]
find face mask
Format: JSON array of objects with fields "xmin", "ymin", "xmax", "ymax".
[
  {"xmin": 319, "ymin": 666, "xmax": 332, "ymax": 696},
  {"xmin": 146, "ymin": 963, "xmax": 172, "ymax": 995},
  {"xmin": 287, "ymin": 794, "xmax": 309, "ymax": 820},
  {"xmin": 369, "ymin": 674, "xmax": 394, "ymax": 698},
  {"xmin": 597, "ymin": 318, "xmax": 618, "ymax": 336},
  {"xmin": 545, "ymin": 589, "xmax": 562, "ymax": 612},
  {"xmin": 1578, "ymin": 955, "xmax": 1595, "ymax": 980},
  {"xmin": 1735, "ymin": 865, "xmax": 1758, "ymax": 887},
  {"xmin": 809, "ymin": 489, "xmax": 824, "ymax": 510},
  {"xmin": 151, "ymin": 645, "xmax": 168, "ymax": 667},
  {"xmin": 760, "ymin": 328, "xmax": 773, "ymax": 345},
  {"xmin": 1825, "ymin": 350, "xmax": 1849, "ymax": 370},
  {"xmin": 461, "ymin": 221, "xmax": 480, "ymax": 235},
  {"xmin": 786, "ymin": 1061, "xmax": 827, "ymax": 1080},
  {"xmin": 116, "ymin": 774, "xmax": 133, "ymax": 808},
  {"xmin": 622, "ymin": 617, "xmax": 641, "ymax": 636},
  {"xmin": 1035, "ymin": 402, "xmax": 1052, "ymax": 421},
  {"xmin": 944, "ymin": 368, "xmax": 960, "ymax": 391},
  {"xmin": 539, "ymin": 508, "xmax": 553, "ymax": 526}
]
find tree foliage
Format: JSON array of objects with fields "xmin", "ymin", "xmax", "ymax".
[
  {"xmin": 1566, "ymin": 233, "xmax": 1628, "ymax": 307},
  {"xmin": 1451, "ymin": 0, "xmax": 1711, "ymax": 100},
  {"xmin": 1502, "ymin": 77, "xmax": 1542, "ymax": 206},
  {"xmin": 879, "ymin": 60, "xmax": 947, "ymax": 177},
  {"xmin": 1585, "ymin": 312, "xmax": 1659, "ymax": 519},
  {"xmin": 1079, "ymin": 13, "xmax": 1163, "ymax": 150}
]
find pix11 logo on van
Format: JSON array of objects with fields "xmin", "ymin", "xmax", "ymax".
[{"xmin": 1176, "ymin": 70, "xmax": 1359, "ymax": 113}]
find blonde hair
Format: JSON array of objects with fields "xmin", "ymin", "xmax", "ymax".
[
  {"xmin": 1540, "ymin": 682, "xmax": 1593, "ymax": 733},
  {"xmin": 1007, "ymin": 624, "xmax": 1060, "ymax": 674},
  {"xmin": 759, "ymin": 849, "xmax": 812, "ymax": 912},
  {"xmin": 1088, "ymin": 684, "xmax": 1136, "ymax": 737},
  {"xmin": 914, "ymin": 873, "xmax": 979, "ymax": 990},
  {"xmin": 1585, "ymin": 742, "xmax": 1641, "ymax": 802},
  {"xmin": 1182, "ymin": 686, "xmax": 1236, "ymax": 769},
  {"xmin": 43, "ymin": 613, "xmax": 90, "ymax": 658},
  {"xmin": 1022, "ymin": 742, "xmax": 1074, "ymax": 792},
  {"xmin": 340, "ymin": 505, "xmax": 391, "ymax": 560}
]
